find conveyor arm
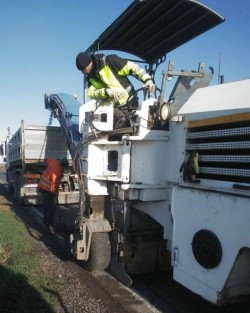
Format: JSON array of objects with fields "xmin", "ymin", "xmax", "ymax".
[{"xmin": 44, "ymin": 93, "xmax": 81, "ymax": 160}]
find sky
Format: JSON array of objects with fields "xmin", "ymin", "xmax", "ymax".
[{"xmin": 0, "ymin": 0, "xmax": 250, "ymax": 154}]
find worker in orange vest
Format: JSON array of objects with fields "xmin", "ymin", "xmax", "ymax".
[{"xmin": 39, "ymin": 158, "xmax": 68, "ymax": 232}]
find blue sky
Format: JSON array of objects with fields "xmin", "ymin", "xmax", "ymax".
[{"xmin": 0, "ymin": 0, "xmax": 249, "ymax": 148}]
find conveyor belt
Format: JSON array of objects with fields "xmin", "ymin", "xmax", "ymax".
[{"xmin": 44, "ymin": 93, "xmax": 81, "ymax": 159}]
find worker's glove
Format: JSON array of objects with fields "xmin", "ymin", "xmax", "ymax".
[
  {"xmin": 106, "ymin": 88, "xmax": 124, "ymax": 101},
  {"xmin": 144, "ymin": 80, "xmax": 156, "ymax": 93}
]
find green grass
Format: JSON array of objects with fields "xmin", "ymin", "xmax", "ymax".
[{"xmin": 0, "ymin": 207, "xmax": 62, "ymax": 313}]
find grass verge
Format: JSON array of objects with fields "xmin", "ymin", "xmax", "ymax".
[{"xmin": 0, "ymin": 203, "xmax": 62, "ymax": 313}]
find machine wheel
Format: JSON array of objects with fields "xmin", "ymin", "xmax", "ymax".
[{"xmin": 83, "ymin": 232, "xmax": 111, "ymax": 272}]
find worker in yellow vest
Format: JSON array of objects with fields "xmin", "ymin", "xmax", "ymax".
[{"xmin": 76, "ymin": 52, "xmax": 156, "ymax": 128}]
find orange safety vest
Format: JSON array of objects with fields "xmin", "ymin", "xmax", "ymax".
[{"xmin": 39, "ymin": 159, "xmax": 63, "ymax": 192}]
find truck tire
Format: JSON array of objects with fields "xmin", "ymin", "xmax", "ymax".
[
  {"xmin": 83, "ymin": 232, "xmax": 111, "ymax": 272},
  {"xmin": 6, "ymin": 171, "xmax": 14, "ymax": 195},
  {"xmin": 15, "ymin": 176, "xmax": 23, "ymax": 205}
]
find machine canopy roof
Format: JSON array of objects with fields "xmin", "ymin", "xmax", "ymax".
[{"xmin": 86, "ymin": 0, "xmax": 224, "ymax": 63}]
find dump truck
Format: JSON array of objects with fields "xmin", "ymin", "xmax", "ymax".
[
  {"xmin": 43, "ymin": 0, "xmax": 250, "ymax": 306},
  {"xmin": 2, "ymin": 120, "xmax": 79, "ymax": 205}
]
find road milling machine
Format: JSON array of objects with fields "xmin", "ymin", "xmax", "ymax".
[{"xmin": 44, "ymin": 0, "xmax": 250, "ymax": 305}]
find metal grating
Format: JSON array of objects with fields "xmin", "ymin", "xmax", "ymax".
[
  {"xmin": 199, "ymin": 167, "xmax": 250, "ymax": 177},
  {"xmin": 187, "ymin": 141, "xmax": 250, "ymax": 150},
  {"xmin": 187, "ymin": 126, "xmax": 250, "ymax": 139},
  {"xmin": 185, "ymin": 120, "xmax": 250, "ymax": 183},
  {"xmin": 199, "ymin": 155, "xmax": 250, "ymax": 163}
]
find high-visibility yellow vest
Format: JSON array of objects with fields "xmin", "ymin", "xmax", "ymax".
[{"xmin": 87, "ymin": 54, "xmax": 153, "ymax": 107}]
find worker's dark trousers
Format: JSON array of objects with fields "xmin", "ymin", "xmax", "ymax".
[
  {"xmin": 113, "ymin": 108, "xmax": 127, "ymax": 128},
  {"xmin": 113, "ymin": 98, "xmax": 139, "ymax": 129},
  {"xmin": 41, "ymin": 189, "xmax": 56, "ymax": 226}
]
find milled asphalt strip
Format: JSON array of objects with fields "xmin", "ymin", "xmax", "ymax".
[
  {"xmin": 26, "ymin": 205, "xmax": 68, "ymax": 246},
  {"xmin": 31, "ymin": 206, "xmax": 43, "ymax": 220}
]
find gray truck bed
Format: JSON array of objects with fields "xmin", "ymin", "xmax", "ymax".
[{"xmin": 8, "ymin": 122, "xmax": 71, "ymax": 165}]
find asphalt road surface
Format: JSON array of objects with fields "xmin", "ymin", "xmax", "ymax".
[{"xmin": 1, "ymin": 163, "xmax": 250, "ymax": 313}]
